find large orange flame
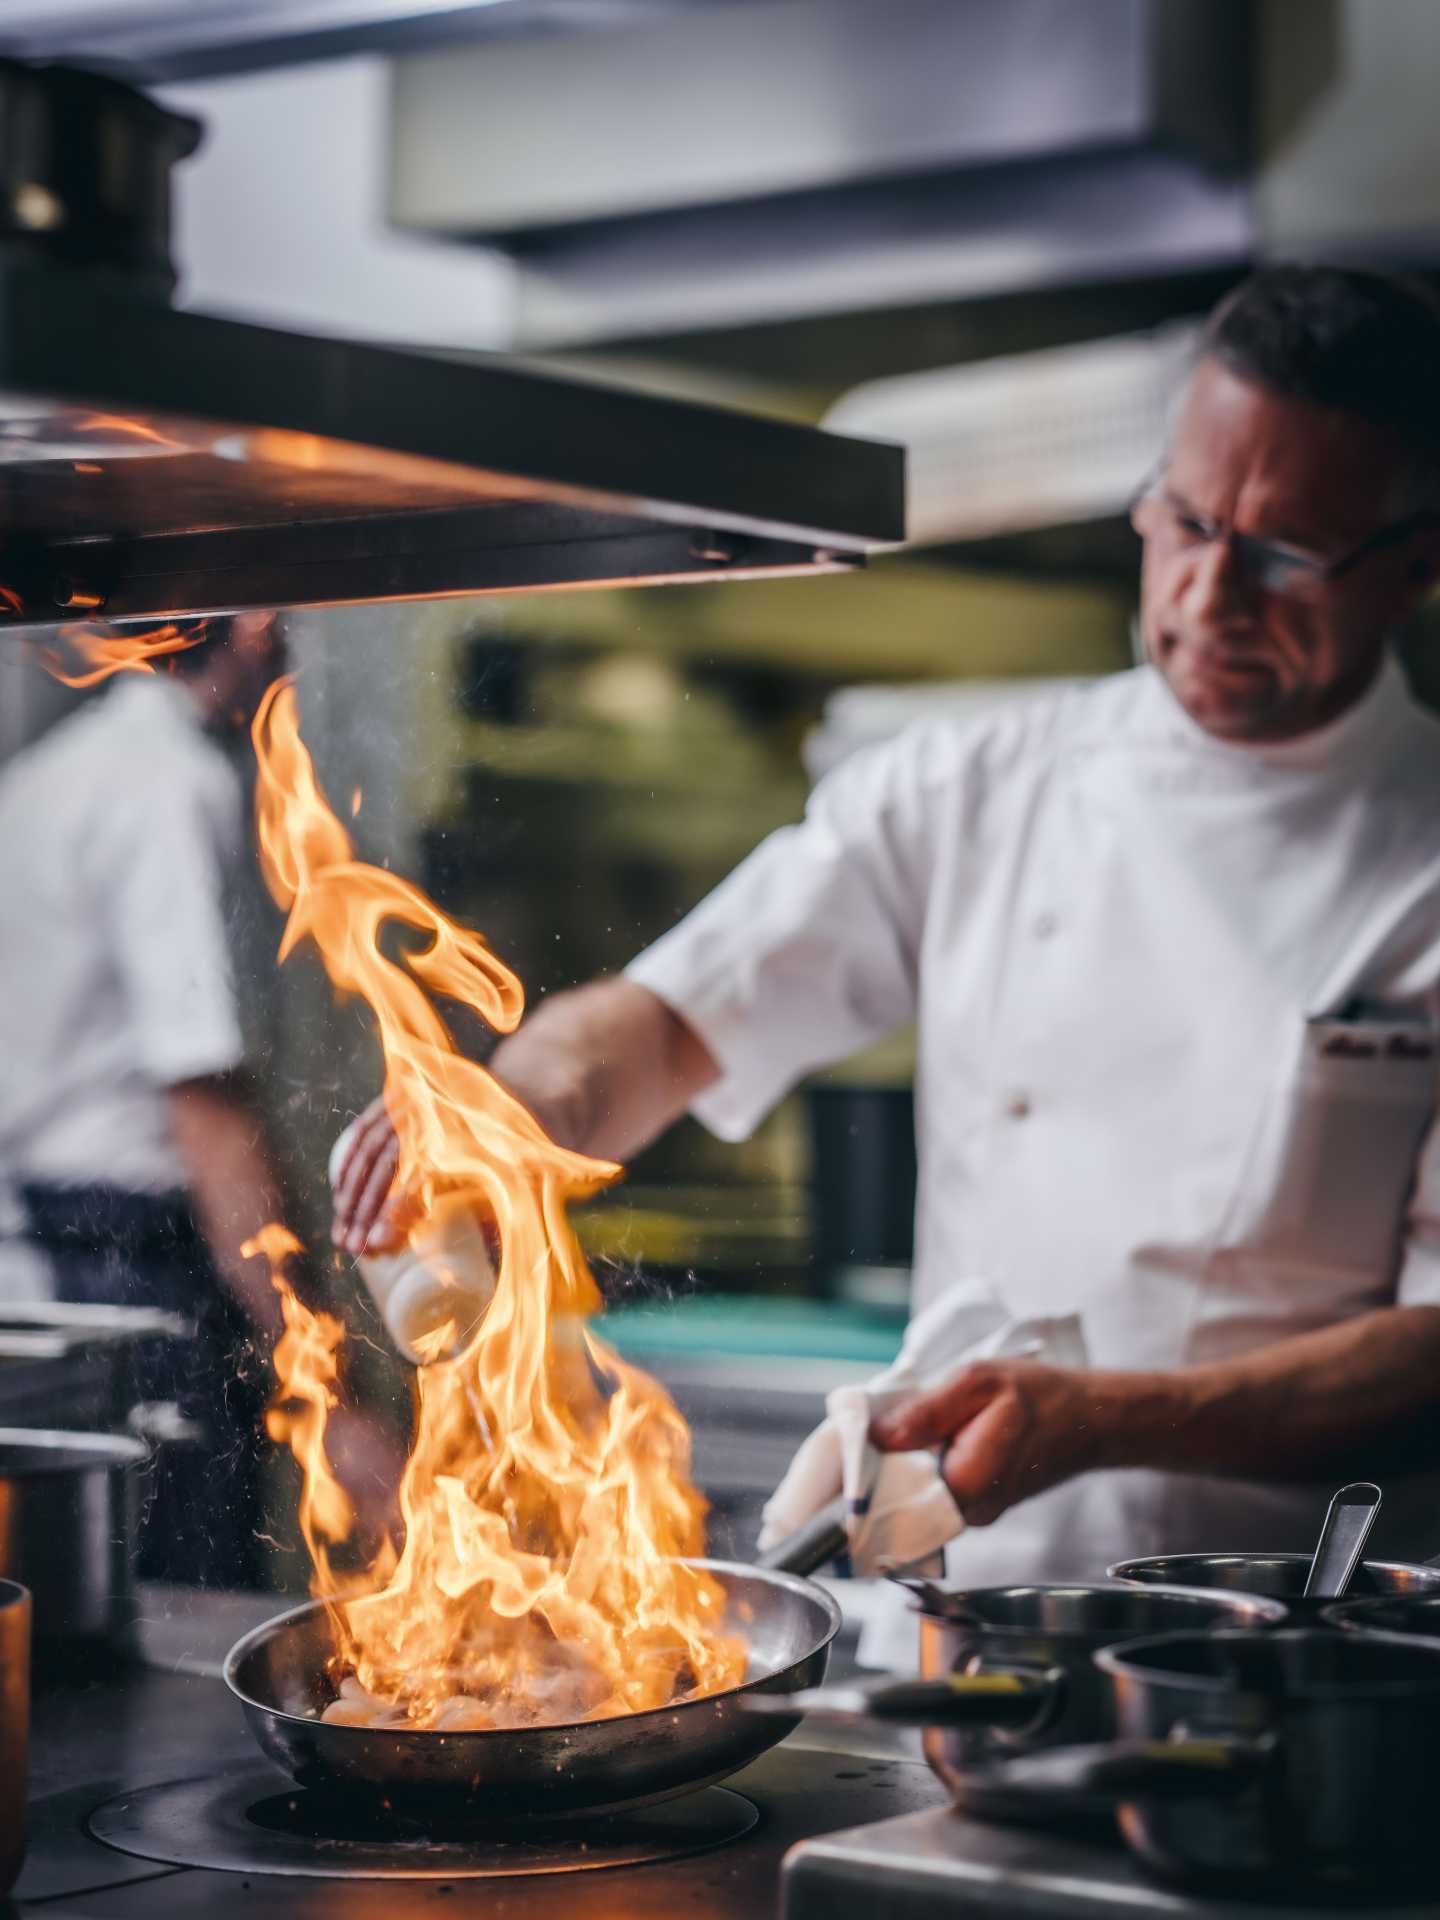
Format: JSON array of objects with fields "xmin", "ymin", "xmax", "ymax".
[
  {"xmin": 250, "ymin": 678, "xmax": 745, "ymax": 1728},
  {"xmin": 242, "ymin": 1223, "xmax": 360, "ymax": 1577},
  {"xmin": 38, "ymin": 620, "xmax": 208, "ymax": 689}
]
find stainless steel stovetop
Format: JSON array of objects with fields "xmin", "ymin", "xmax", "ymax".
[{"xmin": 29, "ymin": 1592, "xmax": 1440, "ymax": 1919}]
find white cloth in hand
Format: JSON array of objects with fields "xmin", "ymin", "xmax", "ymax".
[{"xmin": 756, "ymin": 1282, "xmax": 1088, "ymax": 1574}]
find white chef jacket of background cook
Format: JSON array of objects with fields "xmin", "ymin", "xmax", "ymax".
[
  {"xmin": 0, "ymin": 675, "xmax": 246, "ymax": 1198},
  {"xmin": 627, "ymin": 660, "xmax": 1440, "ymax": 1580}
]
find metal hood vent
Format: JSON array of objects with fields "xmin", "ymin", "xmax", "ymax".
[
  {"xmin": 389, "ymin": 0, "xmax": 1253, "ymax": 345},
  {"xmin": 0, "ymin": 265, "xmax": 903, "ymax": 626}
]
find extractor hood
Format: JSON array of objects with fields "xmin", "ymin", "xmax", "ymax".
[
  {"xmin": 0, "ymin": 59, "xmax": 902, "ymax": 628},
  {"xmin": 389, "ymin": 0, "xmax": 1252, "ymax": 346}
]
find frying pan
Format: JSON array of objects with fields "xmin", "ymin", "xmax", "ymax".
[{"xmin": 224, "ymin": 1557, "xmax": 840, "ymax": 1821}]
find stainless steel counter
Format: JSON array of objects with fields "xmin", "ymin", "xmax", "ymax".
[{"xmin": 784, "ymin": 1802, "xmax": 1440, "ymax": 1920}]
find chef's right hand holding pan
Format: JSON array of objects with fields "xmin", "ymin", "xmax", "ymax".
[
  {"xmin": 872, "ymin": 1352, "xmax": 1115, "ymax": 1527},
  {"xmin": 759, "ymin": 1289, "xmax": 1087, "ymax": 1567}
]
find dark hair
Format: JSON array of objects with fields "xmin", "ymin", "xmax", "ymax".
[{"xmin": 1201, "ymin": 265, "xmax": 1440, "ymax": 494}]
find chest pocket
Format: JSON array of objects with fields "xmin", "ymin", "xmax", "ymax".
[{"xmin": 1233, "ymin": 1017, "xmax": 1438, "ymax": 1282}]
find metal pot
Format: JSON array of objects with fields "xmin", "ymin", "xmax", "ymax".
[
  {"xmin": 983, "ymin": 1629, "xmax": 1440, "ymax": 1897},
  {"xmin": 1108, "ymin": 1550, "xmax": 1440, "ymax": 1616},
  {"xmin": 915, "ymin": 1583, "xmax": 1286, "ymax": 1815},
  {"xmin": 0, "ymin": 1429, "xmax": 147, "ymax": 1649},
  {"xmin": 1321, "ymin": 1591, "xmax": 1440, "ymax": 1639},
  {"xmin": 746, "ymin": 1582, "xmax": 1285, "ymax": 1825},
  {"xmin": 0, "ymin": 1581, "xmax": 29, "ymax": 1894}
]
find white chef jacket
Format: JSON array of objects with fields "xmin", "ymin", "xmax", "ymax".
[
  {"xmin": 0, "ymin": 674, "xmax": 246, "ymax": 1198},
  {"xmin": 627, "ymin": 658, "xmax": 1440, "ymax": 1579}
]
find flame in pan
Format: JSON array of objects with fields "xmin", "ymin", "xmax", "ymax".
[{"xmin": 249, "ymin": 678, "xmax": 745, "ymax": 1728}]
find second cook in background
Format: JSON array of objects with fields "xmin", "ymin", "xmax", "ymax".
[{"xmin": 334, "ymin": 266, "xmax": 1440, "ymax": 1594}]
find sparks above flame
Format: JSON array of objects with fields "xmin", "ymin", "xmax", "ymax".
[
  {"xmin": 249, "ymin": 678, "xmax": 745, "ymax": 1727},
  {"xmin": 38, "ymin": 620, "xmax": 208, "ymax": 689}
]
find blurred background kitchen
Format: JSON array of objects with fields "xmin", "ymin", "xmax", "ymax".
[{"xmin": 2, "ymin": 0, "xmax": 1439, "ymax": 1592}]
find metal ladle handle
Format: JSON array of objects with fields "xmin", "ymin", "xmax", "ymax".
[{"xmin": 1303, "ymin": 1481, "xmax": 1382, "ymax": 1599}]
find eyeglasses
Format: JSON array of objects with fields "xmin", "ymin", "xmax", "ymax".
[{"xmin": 1131, "ymin": 478, "xmax": 1439, "ymax": 601}]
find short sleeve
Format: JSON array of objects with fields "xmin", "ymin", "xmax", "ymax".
[
  {"xmin": 1396, "ymin": 1106, "xmax": 1440, "ymax": 1307},
  {"xmin": 625, "ymin": 725, "xmax": 947, "ymax": 1141},
  {"xmin": 95, "ymin": 752, "xmax": 246, "ymax": 1089}
]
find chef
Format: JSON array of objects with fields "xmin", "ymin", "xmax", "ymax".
[{"xmin": 335, "ymin": 265, "xmax": 1440, "ymax": 1582}]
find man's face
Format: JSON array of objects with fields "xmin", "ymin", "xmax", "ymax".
[{"xmin": 1135, "ymin": 358, "xmax": 1439, "ymax": 743}]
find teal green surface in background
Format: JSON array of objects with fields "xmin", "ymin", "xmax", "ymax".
[{"xmin": 597, "ymin": 1293, "xmax": 905, "ymax": 1364}]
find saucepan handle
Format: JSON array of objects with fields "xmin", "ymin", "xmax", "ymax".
[
  {"xmin": 754, "ymin": 1497, "xmax": 849, "ymax": 1577},
  {"xmin": 977, "ymin": 1733, "xmax": 1274, "ymax": 1809},
  {"xmin": 742, "ymin": 1665, "xmax": 1058, "ymax": 1729}
]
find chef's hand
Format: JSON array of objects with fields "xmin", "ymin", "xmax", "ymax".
[
  {"xmin": 870, "ymin": 1358, "xmax": 1104, "ymax": 1526},
  {"xmin": 331, "ymin": 1096, "xmax": 406, "ymax": 1255}
]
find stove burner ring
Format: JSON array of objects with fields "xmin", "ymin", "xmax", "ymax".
[{"xmin": 88, "ymin": 1769, "xmax": 759, "ymax": 1880}]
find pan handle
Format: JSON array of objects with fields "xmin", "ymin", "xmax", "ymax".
[
  {"xmin": 974, "ymin": 1733, "xmax": 1275, "ymax": 1810},
  {"xmin": 755, "ymin": 1497, "xmax": 849, "ymax": 1577},
  {"xmin": 742, "ymin": 1665, "xmax": 1058, "ymax": 1729}
]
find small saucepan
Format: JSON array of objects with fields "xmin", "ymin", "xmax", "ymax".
[
  {"xmin": 973, "ymin": 1629, "xmax": 1440, "ymax": 1897},
  {"xmin": 746, "ymin": 1581, "xmax": 1285, "ymax": 1824},
  {"xmin": 1109, "ymin": 1550, "xmax": 1440, "ymax": 1617}
]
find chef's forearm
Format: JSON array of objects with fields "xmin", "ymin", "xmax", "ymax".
[
  {"xmin": 167, "ymin": 1075, "xmax": 289, "ymax": 1343},
  {"xmin": 1098, "ymin": 1306, "xmax": 1440, "ymax": 1480},
  {"xmin": 490, "ymin": 976, "xmax": 718, "ymax": 1162}
]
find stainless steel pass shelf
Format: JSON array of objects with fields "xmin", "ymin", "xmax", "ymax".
[{"xmin": 0, "ymin": 263, "xmax": 903, "ymax": 624}]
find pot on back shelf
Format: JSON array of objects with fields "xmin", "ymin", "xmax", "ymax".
[{"xmin": 0, "ymin": 1429, "xmax": 147, "ymax": 1653}]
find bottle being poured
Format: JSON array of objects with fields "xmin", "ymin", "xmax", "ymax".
[{"xmin": 328, "ymin": 1125, "xmax": 495, "ymax": 1364}]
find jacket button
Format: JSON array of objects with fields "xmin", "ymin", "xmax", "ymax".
[
  {"xmin": 1033, "ymin": 911, "xmax": 1059, "ymax": 939},
  {"xmin": 1005, "ymin": 1092, "xmax": 1032, "ymax": 1119}
]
